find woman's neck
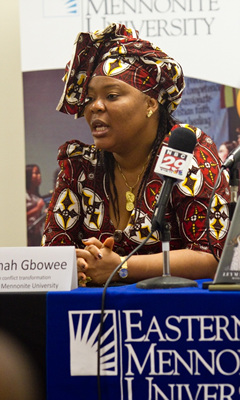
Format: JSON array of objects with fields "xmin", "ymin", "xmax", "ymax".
[
  {"xmin": 113, "ymin": 144, "xmax": 153, "ymax": 173},
  {"xmin": 28, "ymin": 186, "xmax": 38, "ymax": 195}
]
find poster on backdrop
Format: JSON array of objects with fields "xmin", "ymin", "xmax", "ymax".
[
  {"xmin": 20, "ymin": 0, "xmax": 240, "ymax": 88},
  {"xmin": 19, "ymin": 0, "xmax": 240, "ymax": 246}
]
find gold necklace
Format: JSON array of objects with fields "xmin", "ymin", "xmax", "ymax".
[{"xmin": 117, "ymin": 155, "xmax": 150, "ymax": 212}]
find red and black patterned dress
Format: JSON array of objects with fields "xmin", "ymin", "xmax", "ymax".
[{"xmin": 42, "ymin": 125, "xmax": 230, "ymax": 260}]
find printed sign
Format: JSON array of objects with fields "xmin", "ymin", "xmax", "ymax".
[
  {"xmin": 47, "ymin": 287, "xmax": 240, "ymax": 400},
  {"xmin": 0, "ymin": 246, "xmax": 77, "ymax": 292}
]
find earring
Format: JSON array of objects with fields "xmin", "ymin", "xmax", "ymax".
[{"xmin": 147, "ymin": 109, "xmax": 153, "ymax": 118}]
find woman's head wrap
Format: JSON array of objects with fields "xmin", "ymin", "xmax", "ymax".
[{"xmin": 57, "ymin": 23, "xmax": 185, "ymax": 118}]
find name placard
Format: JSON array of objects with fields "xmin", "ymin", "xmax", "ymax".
[{"xmin": 0, "ymin": 246, "xmax": 78, "ymax": 292}]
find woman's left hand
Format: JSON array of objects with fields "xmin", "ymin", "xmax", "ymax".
[{"xmin": 76, "ymin": 237, "xmax": 121, "ymax": 286}]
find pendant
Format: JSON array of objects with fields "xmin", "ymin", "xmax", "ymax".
[
  {"xmin": 126, "ymin": 202, "xmax": 134, "ymax": 211},
  {"xmin": 126, "ymin": 191, "xmax": 135, "ymax": 212}
]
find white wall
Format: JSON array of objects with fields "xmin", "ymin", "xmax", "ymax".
[{"xmin": 0, "ymin": 0, "xmax": 27, "ymax": 246}]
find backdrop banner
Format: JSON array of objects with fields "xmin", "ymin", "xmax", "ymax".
[
  {"xmin": 19, "ymin": 0, "xmax": 240, "ymax": 88},
  {"xmin": 19, "ymin": 0, "xmax": 240, "ymax": 246}
]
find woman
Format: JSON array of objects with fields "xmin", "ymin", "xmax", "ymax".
[
  {"xmin": 42, "ymin": 23, "xmax": 230, "ymax": 285},
  {"xmin": 26, "ymin": 164, "xmax": 45, "ymax": 246},
  {"xmin": 218, "ymin": 140, "xmax": 238, "ymax": 163}
]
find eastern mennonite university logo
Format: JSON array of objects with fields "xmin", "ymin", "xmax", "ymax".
[
  {"xmin": 43, "ymin": 0, "xmax": 79, "ymax": 17},
  {"xmin": 68, "ymin": 310, "xmax": 118, "ymax": 376}
]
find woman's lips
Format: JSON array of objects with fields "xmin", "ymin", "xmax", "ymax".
[{"xmin": 91, "ymin": 119, "xmax": 109, "ymax": 136}]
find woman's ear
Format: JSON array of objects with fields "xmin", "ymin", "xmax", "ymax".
[{"xmin": 146, "ymin": 97, "xmax": 159, "ymax": 115}]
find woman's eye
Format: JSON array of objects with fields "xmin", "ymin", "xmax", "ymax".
[
  {"xmin": 107, "ymin": 93, "xmax": 118, "ymax": 100},
  {"xmin": 85, "ymin": 96, "xmax": 93, "ymax": 104}
]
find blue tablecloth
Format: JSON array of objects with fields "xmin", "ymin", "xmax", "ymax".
[{"xmin": 47, "ymin": 280, "xmax": 240, "ymax": 400}]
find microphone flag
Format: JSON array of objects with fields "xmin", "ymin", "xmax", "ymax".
[{"xmin": 151, "ymin": 126, "xmax": 197, "ymax": 232}]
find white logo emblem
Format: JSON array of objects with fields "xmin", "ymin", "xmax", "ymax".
[{"xmin": 69, "ymin": 310, "xmax": 118, "ymax": 376}]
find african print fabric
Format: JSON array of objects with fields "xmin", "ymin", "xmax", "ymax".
[
  {"xmin": 42, "ymin": 125, "xmax": 230, "ymax": 260},
  {"xmin": 56, "ymin": 23, "xmax": 185, "ymax": 118}
]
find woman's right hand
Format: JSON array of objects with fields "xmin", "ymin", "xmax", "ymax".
[{"xmin": 76, "ymin": 237, "xmax": 120, "ymax": 286}]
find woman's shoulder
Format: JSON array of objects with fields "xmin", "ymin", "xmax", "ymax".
[
  {"xmin": 165, "ymin": 123, "xmax": 217, "ymax": 150},
  {"xmin": 57, "ymin": 140, "xmax": 98, "ymax": 162}
]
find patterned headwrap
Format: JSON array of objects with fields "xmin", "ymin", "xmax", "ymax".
[{"xmin": 57, "ymin": 23, "xmax": 185, "ymax": 118}]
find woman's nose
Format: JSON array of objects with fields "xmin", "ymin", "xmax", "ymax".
[{"xmin": 90, "ymin": 98, "xmax": 105, "ymax": 112}]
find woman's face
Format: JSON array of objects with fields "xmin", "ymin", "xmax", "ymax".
[
  {"xmin": 31, "ymin": 166, "xmax": 41, "ymax": 186},
  {"xmin": 84, "ymin": 76, "xmax": 158, "ymax": 154},
  {"xmin": 218, "ymin": 144, "xmax": 228, "ymax": 162}
]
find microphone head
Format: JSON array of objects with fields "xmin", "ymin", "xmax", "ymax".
[
  {"xmin": 154, "ymin": 125, "xmax": 197, "ymax": 181},
  {"xmin": 223, "ymin": 145, "xmax": 240, "ymax": 169},
  {"xmin": 169, "ymin": 126, "xmax": 197, "ymax": 153}
]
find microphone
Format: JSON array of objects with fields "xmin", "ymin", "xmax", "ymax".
[
  {"xmin": 222, "ymin": 145, "xmax": 240, "ymax": 169},
  {"xmin": 137, "ymin": 125, "xmax": 198, "ymax": 289},
  {"xmin": 229, "ymin": 168, "xmax": 239, "ymax": 204},
  {"xmin": 151, "ymin": 126, "xmax": 197, "ymax": 232},
  {"xmin": 222, "ymin": 145, "xmax": 240, "ymax": 219}
]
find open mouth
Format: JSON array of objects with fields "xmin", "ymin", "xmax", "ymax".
[
  {"xmin": 91, "ymin": 119, "xmax": 109, "ymax": 134},
  {"xmin": 94, "ymin": 125, "xmax": 107, "ymax": 132}
]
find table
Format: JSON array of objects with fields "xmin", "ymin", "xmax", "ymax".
[{"xmin": 47, "ymin": 280, "xmax": 240, "ymax": 400}]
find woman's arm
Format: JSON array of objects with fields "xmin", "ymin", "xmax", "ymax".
[
  {"xmin": 125, "ymin": 249, "xmax": 217, "ymax": 282},
  {"xmin": 27, "ymin": 198, "xmax": 45, "ymax": 219},
  {"xmin": 76, "ymin": 237, "xmax": 218, "ymax": 286}
]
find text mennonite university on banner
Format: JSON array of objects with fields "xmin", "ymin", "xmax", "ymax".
[
  {"xmin": 20, "ymin": 0, "xmax": 240, "ymax": 88},
  {"xmin": 44, "ymin": 0, "xmax": 220, "ymax": 36}
]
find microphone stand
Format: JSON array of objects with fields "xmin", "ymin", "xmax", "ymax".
[
  {"xmin": 229, "ymin": 166, "xmax": 239, "ymax": 221},
  {"xmin": 136, "ymin": 219, "xmax": 198, "ymax": 289}
]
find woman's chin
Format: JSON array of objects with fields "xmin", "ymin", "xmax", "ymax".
[{"xmin": 93, "ymin": 138, "xmax": 114, "ymax": 152}]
